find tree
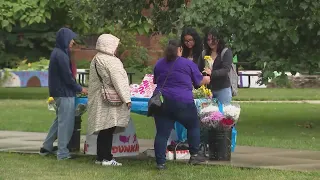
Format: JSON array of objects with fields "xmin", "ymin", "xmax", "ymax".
[
  {"xmin": 0, "ymin": 0, "xmax": 68, "ymax": 32},
  {"xmin": 68, "ymin": 0, "xmax": 190, "ymax": 35},
  {"xmin": 68, "ymin": 0, "xmax": 153, "ymax": 35},
  {"xmin": 180, "ymin": 0, "xmax": 320, "ymax": 82},
  {"xmin": 0, "ymin": 0, "xmax": 71, "ymax": 67}
]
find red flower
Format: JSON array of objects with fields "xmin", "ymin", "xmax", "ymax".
[{"xmin": 220, "ymin": 118, "xmax": 234, "ymax": 126}]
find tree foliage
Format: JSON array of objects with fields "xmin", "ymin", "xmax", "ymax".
[
  {"xmin": 1, "ymin": 0, "xmax": 319, "ymax": 82},
  {"xmin": 0, "ymin": 0, "xmax": 70, "ymax": 67},
  {"xmin": 149, "ymin": 0, "xmax": 186, "ymax": 34},
  {"xmin": 0, "ymin": 0, "xmax": 68, "ymax": 32},
  {"xmin": 68, "ymin": 0, "xmax": 152, "ymax": 35},
  {"xmin": 180, "ymin": 0, "xmax": 320, "ymax": 82}
]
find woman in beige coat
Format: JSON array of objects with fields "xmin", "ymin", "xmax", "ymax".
[{"xmin": 87, "ymin": 34, "xmax": 131, "ymax": 166}]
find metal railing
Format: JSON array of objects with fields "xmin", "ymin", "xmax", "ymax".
[{"xmin": 77, "ymin": 72, "xmax": 135, "ymax": 87}]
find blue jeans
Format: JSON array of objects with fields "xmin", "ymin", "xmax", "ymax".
[
  {"xmin": 43, "ymin": 97, "xmax": 75, "ymax": 160},
  {"xmin": 154, "ymin": 97, "xmax": 200, "ymax": 165},
  {"xmin": 212, "ymin": 87, "xmax": 232, "ymax": 105}
]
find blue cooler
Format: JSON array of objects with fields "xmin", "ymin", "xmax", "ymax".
[{"xmin": 75, "ymin": 97, "xmax": 88, "ymax": 108}]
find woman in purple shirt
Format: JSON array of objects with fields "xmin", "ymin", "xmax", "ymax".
[{"xmin": 153, "ymin": 40, "xmax": 210, "ymax": 170}]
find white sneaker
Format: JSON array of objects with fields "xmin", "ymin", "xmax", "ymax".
[{"xmin": 102, "ymin": 159, "xmax": 122, "ymax": 166}]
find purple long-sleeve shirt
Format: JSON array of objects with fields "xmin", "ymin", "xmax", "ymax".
[{"xmin": 153, "ymin": 57, "xmax": 203, "ymax": 103}]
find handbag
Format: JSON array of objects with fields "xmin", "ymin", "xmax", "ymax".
[
  {"xmin": 94, "ymin": 60, "xmax": 123, "ymax": 106},
  {"xmin": 147, "ymin": 60, "xmax": 176, "ymax": 116}
]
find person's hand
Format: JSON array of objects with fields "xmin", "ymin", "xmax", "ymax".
[
  {"xmin": 127, "ymin": 102, "xmax": 132, "ymax": 109},
  {"xmin": 81, "ymin": 87, "xmax": 88, "ymax": 95},
  {"xmin": 203, "ymin": 76, "xmax": 211, "ymax": 85},
  {"xmin": 203, "ymin": 68, "xmax": 211, "ymax": 76}
]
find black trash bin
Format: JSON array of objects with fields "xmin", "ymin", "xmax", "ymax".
[
  {"xmin": 208, "ymin": 128, "xmax": 232, "ymax": 161},
  {"xmin": 67, "ymin": 116, "xmax": 82, "ymax": 152}
]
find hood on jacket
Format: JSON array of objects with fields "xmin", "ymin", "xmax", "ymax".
[
  {"xmin": 95, "ymin": 34, "xmax": 120, "ymax": 55},
  {"xmin": 56, "ymin": 28, "xmax": 77, "ymax": 54}
]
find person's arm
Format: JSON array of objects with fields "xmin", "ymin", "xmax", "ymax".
[
  {"xmin": 190, "ymin": 63, "xmax": 209, "ymax": 89},
  {"xmin": 57, "ymin": 54, "xmax": 82, "ymax": 93},
  {"xmin": 106, "ymin": 61, "xmax": 131, "ymax": 104},
  {"xmin": 211, "ymin": 49, "xmax": 233, "ymax": 77}
]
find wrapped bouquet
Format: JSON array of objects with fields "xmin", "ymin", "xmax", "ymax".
[
  {"xmin": 199, "ymin": 103, "xmax": 241, "ymax": 130},
  {"xmin": 204, "ymin": 55, "xmax": 214, "ymax": 69},
  {"xmin": 193, "ymin": 85, "xmax": 212, "ymax": 99}
]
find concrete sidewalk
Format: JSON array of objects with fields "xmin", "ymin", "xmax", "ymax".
[{"xmin": 0, "ymin": 131, "xmax": 320, "ymax": 172}]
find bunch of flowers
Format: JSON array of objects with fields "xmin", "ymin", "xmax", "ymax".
[
  {"xmin": 193, "ymin": 85, "xmax": 212, "ymax": 99},
  {"xmin": 199, "ymin": 103, "xmax": 241, "ymax": 130},
  {"xmin": 223, "ymin": 104, "xmax": 241, "ymax": 121},
  {"xmin": 204, "ymin": 55, "xmax": 214, "ymax": 69},
  {"xmin": 47, "ymin": 97, "xmax": 56, "ymax": 111}
]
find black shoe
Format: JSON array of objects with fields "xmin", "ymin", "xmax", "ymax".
[
  {"xmin": 39, "ymin": 146, "xmax": 58, "ymax": 156},
  {"xmin": 156, "ymin": 164, "xmax": 166, "ymax": 170},
  {"xmin": 188, "ymin": 154, "xmax": 207, "ymax": 165}
]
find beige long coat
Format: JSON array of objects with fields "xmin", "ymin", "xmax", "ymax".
[{"xmin": 87, "ymin": 34, "xmax": 131, "ymax": 135}]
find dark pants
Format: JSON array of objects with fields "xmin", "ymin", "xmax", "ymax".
[
  {"xmin": 154, "ymin": 97, "xmax": 200, "ymax": 165},
  {"xmin": 96, "ymin": 127, "xmax": 116, "ymax": 161}
]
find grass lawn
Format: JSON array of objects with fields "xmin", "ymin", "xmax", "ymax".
[
  {"xmin": 0, "ymin": 100, "xmax": 319, "ymax": 151},
  {"xmin": 0, "ymin": 87, "xmax": 320, "ymax": 101},
  {"xmin": 0, "ymin": 153, "xmax": 319, "ymax": 180}
]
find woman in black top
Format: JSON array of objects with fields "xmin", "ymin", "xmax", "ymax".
[
  {"xmin": 180, "ymin": 27, "xmax": 203, "ymax": 65},
  {"xmin": 200, "ymin": 28, "xmax": 233, "ymax": 105}
]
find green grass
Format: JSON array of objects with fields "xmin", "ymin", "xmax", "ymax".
[
  {"xmin": 1, "ymin": 87, "xmax": 320, "ymax": 100},
  {"xmin": 0, "ymin": 100, "xmax": 319, "ymax": 151},
  {"xmin": 0, "ymin": 153, "xmax": 319, "ymax": 180}
]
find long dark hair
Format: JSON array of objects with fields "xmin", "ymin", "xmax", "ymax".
[
  {"xmin": 203, "ymin": 28, "xmax": 226, "ymax": 55},
  {"xmin": 180, "ymin": 27, "xmax": 202, "ymax": 63},
  {"xmin": 164, "ymin": 39, "xmax": 181, "ymax": 62}
]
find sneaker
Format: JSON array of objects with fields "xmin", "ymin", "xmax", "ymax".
[
  {"xmin": 102, "ymin": 159, "xmax": 122, "ymax": 166},
  {"xmin": 39, "ymin": 146, "xmax": 58, "ymax": 156},
  {"xmin": 156, "ymin": 164, "xmax": 166, "ymax": 170},
  {"xmin": 188, "ymin": 154, "xmax": 207, "ymax": 165}
]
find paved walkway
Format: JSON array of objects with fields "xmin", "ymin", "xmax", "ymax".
[{"xmin": 0, "ymin": 131, "xmax": 320, "ymax": 172}]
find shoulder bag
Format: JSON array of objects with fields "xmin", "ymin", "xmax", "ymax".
[
  {"xmin": 94, "ymin": 60, "xmax": 123, "ymax": 106},
  {"xmin": 147, "ymin": 59, "xmax": 176, "ymax": 116}
]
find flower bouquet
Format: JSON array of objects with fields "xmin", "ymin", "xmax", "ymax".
[
  {"xmin": 200, "ymin": 103, "xmax": 241, "ymax": 130},
  {"xmin": 193, "ymin": 85, "xmax": 212, "ymax": 99},
  {"xmin": 199, "ymin": 102, "xmax": 241, "ymax": 143},
  {"xmin": 199, "ymin": 102, "xmax": 241, "ymax": 160},
  {"xmin": 47, "ymin": 97, "xmax": 56, "ymax": 111},
  {"xmin": 204, "ymin": 55, "xmax": 214, "ymax": 69}
]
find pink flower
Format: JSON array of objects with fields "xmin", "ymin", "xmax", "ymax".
[{"xmin": 209, "ymin": 111, "xmax": 224, "ymax": 121}]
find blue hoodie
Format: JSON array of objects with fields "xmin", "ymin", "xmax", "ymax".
[{"xmin": 48, "ymin": 28, "xmax": 82, "ymax": 97}]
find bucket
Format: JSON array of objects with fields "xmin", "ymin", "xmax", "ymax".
[
  {"xmin": 75, "ymin": 97, "xmax": 88, "ymax": 108},
  {"xmin": 208, "ymin": 128, "xmax": 232, "ymax": 161}
]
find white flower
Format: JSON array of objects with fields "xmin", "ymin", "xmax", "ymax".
[
  {"xmin": 200, "ymin": 105, "xmax": 219, "ymax": 115},
  {"xmin": 223, "ymin": 104, "xmax": 241, "ymax": 120}
]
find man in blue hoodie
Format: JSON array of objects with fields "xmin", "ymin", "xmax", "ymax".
[{"xmin": 40, "ymin": 28, "xmax": 87, "ymax": 160}]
